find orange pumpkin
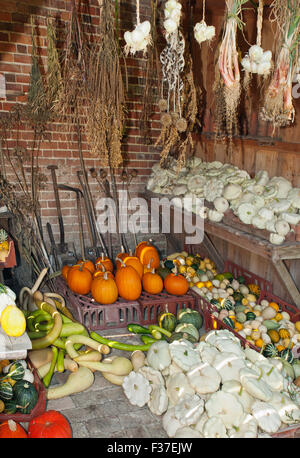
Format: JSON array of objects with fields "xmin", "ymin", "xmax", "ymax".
[
  {"xmin": 67, "ymin": 263, "xmax": 93, "ymax": 295},
  {"xmin": 135, "ymin": 240, "xmax": 160, "ymax": 269},
  {"xmin": 91, "ymin": 272, "xmax": 119, "ymax": 305},
  {"xmin": 76, "ymin": 259, "xmax": 95, "ymax": 275},
  {"xmin": 115, "ymin": 246, "xmax": 129, "ymax": 270},
  {"xmin": 93, "ymin": 263, "xmax": 114, "ymax": 279},
  {"xmin": 95, "ymin": 253, "xmax": 114, "ymax": 273},
  {"xmin": 164, "ymin": 269, "xmax": 189, "ymax": 296},
  {"xmin": 0, "ymin": 420, "xmax": 28, "ymax": 438},
  {"xmin": 142, "ymin": 268, "xmax": 163, "ymax": 295},
  {"xmin": 120, "ymin": 254, "xmax": 144, "ymax": 279},
  {"xmin": 143, "ymin": 257, "xmax": 155, "ymax": 274},
  {"xmin": 115, "ymin": 258, "xmax": 142, "ymax": 301},
  {"xmin": 61, "ymin": 264, "xmax": 71, "ymax": 281}
]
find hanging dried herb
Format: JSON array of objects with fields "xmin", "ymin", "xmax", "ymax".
[
  {"xmin": 45, "ymin": 16, "xmax": 62, "ymax": 115},
  {"xmin": 83, "ymin": 0, "xmax": 126, "ymax": 169},
  {"xmin": 260, "ymin": 0, "xmax": 300, "ymax": 130}
]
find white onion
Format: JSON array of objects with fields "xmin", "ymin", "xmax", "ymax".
[
  {"xmin": 131, "ymin": 29, "xmax": 144, "ymax": 44},
  {"xmin": 241, "ymin": 57, "xmax": 251, "ymax": 72},
  {"xmin": 261, "ymin": 50, "xmax": 272, "ymax": 62},
  {"xmin": 124, "ymin": 31, "xmax": 133, "ymax": 45},
  {"xmin": 138, "ymin": 20, "xmax": 151, "ymax": 36}
]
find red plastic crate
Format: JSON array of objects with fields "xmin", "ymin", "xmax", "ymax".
[
  {"xmin": 0, "ymin": 359, "xmax": 46, "ymax": 422},
  {"xmin": 137, "ymin": 290, "xmax": 198, "ymax": 326},
  {"xmin": 54, "ymin": 276, "xmax": 142, "ymax": 331}
]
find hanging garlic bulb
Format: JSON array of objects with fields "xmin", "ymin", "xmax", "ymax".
[
  {"xmin": 241, "ymin": 0, "xmax": 272, "ymax": 76},
  {"xmin": 124, "ymin": 0, "xmax": 151, "ymax": 55},
  {"xmin": 194, "ymin": 0, "xmax": 215, "ymax": 45},
  {"xmin": 163, "ymin": 0, "xmax": 182, "ymax": 34}
]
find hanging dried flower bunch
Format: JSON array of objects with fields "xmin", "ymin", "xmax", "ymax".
[
  {"xmin": 213, "ymin": 0, "xmax": 247, "ymax": 155},
  {"xmin": 155, "ymin": 0, "xmax": 198, "ymax": 171},
  {"xmin": 194, "ymin": 0, "xmax": 215, "ymax": 45},
  {"xmin": 82, "ymin": 0, "xmax": 126, "ymax": 168},
  {"xmin": 260, "ymin": 0, "xmax": 300, "ymax": 130},
  {"xmin": 124, "ymin": 0, "xmax": 152, "ymax": 56}
]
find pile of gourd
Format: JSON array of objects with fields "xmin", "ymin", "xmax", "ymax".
[
  {"xmin": 121, "ymin": 329, "xmax": 300, "ymax": 438},
  {"xmin": 0, "ymin": 359, "xmax": 38, "ymax": 415},
  {"xmin": 163, "ymin": 250, "xmax": 218, "ymax": 288},
  {"xmin": 211, "ymin": 297, "xmax": 300, "ymax": 358},
  {"xmin": 146, "ymin": 157, "xmax": 300, "ymax": 245}
]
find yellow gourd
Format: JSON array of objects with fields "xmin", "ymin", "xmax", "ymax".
[
  {"xmin": 275, "ymin": 312, "xmax": 283, "ymax": 322},
  {"xmin": 0, "ymin": 399, "xmax": 4, "ymax": 413},
  {"xmin": 234, "ymin": 322, "xmax": 243, "ymax": 331},
  {"xmin": 255, "ymin": 338, "xmax": 264, "ymax": 348},
  {"xmin": 0, "ymin": 305, "xmax": 26, "ymax": 337},
  {"xmin": 276, "ymin": 344, "xmax": 285, "ymax": 352},
  {"xmin": 278, "ymin": 328, "xmax": 290, "ymax": 340},
  {"xmin": 267, "ymin": 329, "xmax": 280, "ymax": 343},
  {"xmin": 295, "ymin": 322, "xmax": 300, "ymax": 332},
  {"xmin": 269, "ymin": 302, "xmax": 280, "ymax": 312}
]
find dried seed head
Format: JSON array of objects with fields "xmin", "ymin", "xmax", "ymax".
[
  {"xmin": 161, "ymin": 112, "xmax": 172, "ymax": 127},
  {"xmin": 176, "ymin": 117, "xmax": 188, "ymax": 132},
  {"xmin": 158, "ymin": 98, "xmax": 168, "ymax": 112},
  {"xmin": 170, "ymin": 111, "xmax": 180, "ymax": 124},
  {"xmin": 121, "ymin": 170, "xmax": 128, "ymax": 181},
  {"xmin": 90, "ymin": 168, "xmax": 97, "ymax": 178}
]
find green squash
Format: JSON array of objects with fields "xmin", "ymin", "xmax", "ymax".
[
  {"xmin": 0, "ymin": 381, "xmax": 14, "ymax": 401},
  {"xmin": 263, "ymin": 320, "xmax": 281, "ymax": 330},
  {"xmin": 222, "ymin": 316, "xmax": 235, "ymax": 329},
  {"xmin": 210, "ymin": 299, "xmax": 222, "ymax": 311},
  {"xmin": 191, "ymin": 263, "xmax": 199, "ymax": 271},
  {"xmin": 168, "ymin": 332, "xmax": 198, "ymax": 344},
  {"xmin": 174, "ymin": 322, "xmax": 199, "ymax": 341},
  {"xmin": 158, "ymin": 311, "xmax": 177, "ymax": 333},
  {"xmin": 4, "ymin": 398, "xmax": 18, "ymax": 414},
  {"xmin": 234, "ymin": 304, "xmax": 246, "ymax": 314},
  {"xmin": 177, "ymin": 308, "xmax": 203, "ymax": 330},
  {"xmin": 237, "ymin": 275, "xmax": 245, "ymax": 284},
  {"xmin": 164, "ymin": 260, "xmax": 175, "ymax": 270},
  {"xmin": 214, "ymin": 273, "xmax": 225, "ymax": 281},
  {"xmin": 246, "ymin": 311, "xmax": 257, "ymax": 321},
  {"xmin": 263, "ymin": 343, "xmax": 279, "ymax": 358},
  {"xmin": 13, "ymin": 380, "xmax": 38, "ymax": 414},
  {"xmin": 221, "ymin": 299, "xmax": 234, "ymax": 311},
  {"xmin": 235, "ymin": 311, "xmax": 247, "ymax": 324},
  {"xmin": 222, "ymin": 272, "xmax": 234, "ymax": 282},
  {"xmin": 156, "ymin": 266, "xmax": 171, "ymax": 280},
  {"xmin": 2, "ymin": 361, "xmax": 25, "ymax": 381},
  {"xmin": 196, "ymin": 269, "xmax": 206, "ymax": 277},
  {"xmin": 279, "ymin": 348, "xmax": 294, "ymax": 364},
  {"xmin": 233, "ymin": 291, "xmax": 244, "ymax": 303}
]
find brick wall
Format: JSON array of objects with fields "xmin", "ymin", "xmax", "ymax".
[{"xmin": 0, "ymin": 0, "xmax": 166, "ymax": 258}]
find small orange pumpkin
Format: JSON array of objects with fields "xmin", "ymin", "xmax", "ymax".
[
  {"xmin": 115, "ymin": 258, "xmax": 142, "ymax": 301},
  {"xmin": 119, "ymin": 251, "xmax": 144, "ymax": 279},
  {"xmin": 67, "ymin": 263, "xmax": 93, "ymax": 295},
  {"xmin": 142, "ymin": 268, "xmax": 163, "ymax": 295},
  {"xmin": 95, "ymin": 253, "xmax": 114, "ymax": 273},
  {"xmin": 76, "ymin": 259, "xmax": 95, "ymax": 275},
  {"xmin": 115, "ymin": 246, "xmax": 129, "ymax": 270},
  {"xmin": 91, "ymin": 272, "xmax": 119, "ymax": 304},
  {"xmin": 93, "ymin": 263, "xmax": 114, "ymax": 279},
  {"xmin": 143, "ymin": 257, "xmax": 155, "ymax": 274},
  {"xmin": 61, "ymin": 264, "xmax": 71, "ymax": 281},
  {"xmin": 164, "ymin": 268, "xmax": 189, "ymax": 296},
  {"xmin": 135, "ymin": 240, "xmax": 160, "ymax": 269}
]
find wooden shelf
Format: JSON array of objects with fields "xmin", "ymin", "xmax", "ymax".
[{"xmin": 143, "ymin": 190, "xmax": 300, "ymax": 308}]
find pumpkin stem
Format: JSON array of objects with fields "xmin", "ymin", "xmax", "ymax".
[
  {"xmin": 104, "ymin": 272, "xmax": 108, "ymax": 280},
  {"xmin": 147, "ymin": 258, "xmax": 153, "ymax": 269},
  {"xmin": 101, "ymin": 253, "xmax": 105, "ymax": 261},
  {"xmin": 8, "ymin": 420, "xmax": 17, "ymax": 431},
  {"xmin": 115, "ymin": 257, "xmax": 126, "ymax": 267}
]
